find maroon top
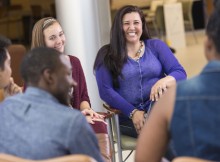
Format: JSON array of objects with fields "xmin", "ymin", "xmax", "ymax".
[
  {"xmin": 68, "ymin": 55, "xmax": 90, "ymax": 109},
  {"xmin": 69, "ymin": 55, "xmax": 107, "ymax": 134}
]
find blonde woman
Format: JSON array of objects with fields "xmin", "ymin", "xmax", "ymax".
[{"xmin": 31, "ymin": 17, "xmax": 111, "ymax": 162}]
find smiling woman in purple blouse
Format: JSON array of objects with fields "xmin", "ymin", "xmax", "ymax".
[{"xmin": 93, "ymin": 5, "xmax": 187, "ymax": 138}]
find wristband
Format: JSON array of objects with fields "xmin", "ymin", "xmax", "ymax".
[{"xmin": 129, "ymin": 109, "xmax": 138, "ymax": 119}]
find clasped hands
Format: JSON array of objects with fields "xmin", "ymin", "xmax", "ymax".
[{"xmin": 81, "ymin": 108, "xmax": 107, "ymax": 125}]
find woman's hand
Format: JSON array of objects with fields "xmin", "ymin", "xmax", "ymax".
[
  {"xmin": 3, "ymin": 78, "xmax": 22, "ymax": 98},
  {"xmin": 150, "ymin": 76, "xmax": 176, "ymax": 101},
  {"xmin": 81, "ymin": 108, "xmax": 104, "ymax": 119},
  {"xmin": 131, "ymin": 110, "xmax": 145, "ymax": 134},
  {"xmin": 85, "ymin": 115, "xmax": 107, "ymax": 125}
]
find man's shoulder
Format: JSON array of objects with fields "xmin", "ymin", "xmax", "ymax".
[
  {"xmin": 0, "ymin": 93, "xmax": 23, "ymax": 105},
  {"xmin": 1, "ymin": 93, "xmax": 83, "ymax": 120}
]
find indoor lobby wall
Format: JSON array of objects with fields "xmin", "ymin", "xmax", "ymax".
[{"xmin": 10, "ymin": 0, "xmax": 54, "ymax": 12}]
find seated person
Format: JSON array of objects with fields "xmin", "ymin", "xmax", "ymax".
[
  {"xmin": 0, "ymin": 47, "xmax": 104, "ymax": 162},
  {"xmin": 0, "ymin": 35, "xmax": 21, "ymax": 101},
  {"xmin": 31, "ymin": 18, "xmax": 111, "ymax": 161},
  {"xmin": 94, "ymin": 5, "xmax": 186, "ymax": 138},
  {"xmin": 135, "ymin": 7, "xmax": 220, "ymax": 162}
]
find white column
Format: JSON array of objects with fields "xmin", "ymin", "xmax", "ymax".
[
  {"xmin": 55, "ymin": 0, "xmax": 111, "ymax": 111},
  {"xmin": 164, "ymin": 2, "xmax": 186, "ymax": 48}
]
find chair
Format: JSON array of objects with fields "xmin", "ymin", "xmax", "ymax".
[
  {"xmin": 154, "ymin": 5, "xmax": 166, "ymax": 39},
  {"xmin": 143, "ymin": 0, "xmax": 164, "ymax": 37},
  {"xmin": 8, "ymin": 44, "xmax": 27, "ymax": 87},
  {"xmin": 103, "ymin": 103, "xmax": 136, "ymax": 162},
  {"xmin": 179, "ymin": 0, "xmax": 197, "ymax": 43},
  {"xmin": 172, "ymin": 156, "xmax": 213, "ymax": 162},
  {"xmin": 0, "ymin": 153, "xmax": 97, "ymax": 162}
]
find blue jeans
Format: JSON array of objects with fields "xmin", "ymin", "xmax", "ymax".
[
  {"xmin": 120, "ymin": 119, "xmax": 138, "ymax": 138},
  {"xmin": 119, "ymin": 102, "xmax": 154, "ymax": 138}
]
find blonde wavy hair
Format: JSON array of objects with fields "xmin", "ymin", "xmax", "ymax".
[{"xmin": 31, "ymin": 17, "xmax": 59, "ymax": 49}]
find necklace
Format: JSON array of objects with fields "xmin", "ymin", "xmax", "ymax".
[{"xmin": 135, "ymin": 41, "xmax": 144, "ymax": 59}]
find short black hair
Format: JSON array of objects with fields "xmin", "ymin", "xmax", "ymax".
[
  {"xmin": 206, "ymin": 10, "xmax": 220, "ymax": 54},
  {"xmin": 21, "ymin": 47, "xmax": 62, "ymax": 85},
  {"xmin": 0, "ymin": 35, "xmax": 11, "ymax": 70}
]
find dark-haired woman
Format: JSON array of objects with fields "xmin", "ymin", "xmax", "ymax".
[{"xmin": 94, "ymin": 5, "xmax": 187, "ymax": 138}]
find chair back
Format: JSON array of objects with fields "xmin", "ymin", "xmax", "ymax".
[
  {"xmin": 155, "ymin": 5, "xmax": 165, "ymax": 33},
  {"xmin": 8, "ymin": 44, "xmax": 26, "ymax": 87},
  {"xmin": 179, "ymin": 0, "xmax": 193, "ymax": 23},
  {"xmin": 178, "ymin": 0, "xmax": 197, "ymax": 43}
]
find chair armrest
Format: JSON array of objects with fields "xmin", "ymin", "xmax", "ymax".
[{"xmin": 103, "ymin": 103, "xmax": 121, "ymax": 115}]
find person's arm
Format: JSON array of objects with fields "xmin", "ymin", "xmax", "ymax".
[
  {"xmin": 135, "ymin": 84, "xmax": 176, "ymax": 162},
  {"xmin": 151, "ymin": 39, "xmax": 187, "ymax": 81},
  {"xmin": 96, "ymin": 65, "xmax": 146, "ymax": 133},
  {"xmin": 69, "ymin": 57, "xmax": 103, "ymax": 120},
  {"xmin": 80, "ymin": 101, "xmax": 91, "ymax": 110},
  {"xmin": 80, "ymin": 101, "xmax": 104, "ymax": 122},
  {"xmin": 150, "ymin": 75, "xmax": 176, "ymax": 101},
  {"xmin": 148, "ymin": 39, "xmax": 187, "ymax": 101},
  {"xmin": 74, "ymin": 58, "xmax": 91, "ymax": 106},
  {"xmin": 95, "ymin": 65, "xmax": 135, "ymax": 117}
]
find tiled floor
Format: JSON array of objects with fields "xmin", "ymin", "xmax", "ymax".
[{"xmin": 117, "ymin": 30, "xmax": 207, "ymax": 162}]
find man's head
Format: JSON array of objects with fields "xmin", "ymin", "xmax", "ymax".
[
  {"xmin": 21, "ymin": 47, "xmax": 76, "ymax": 106},
  {"xmin": 0, "ymin": 35, "xmax": 12, "ymax": 88},
  {"xmin": 205, "ymin": 9, "xmax": 220, "ymax": 60}
]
